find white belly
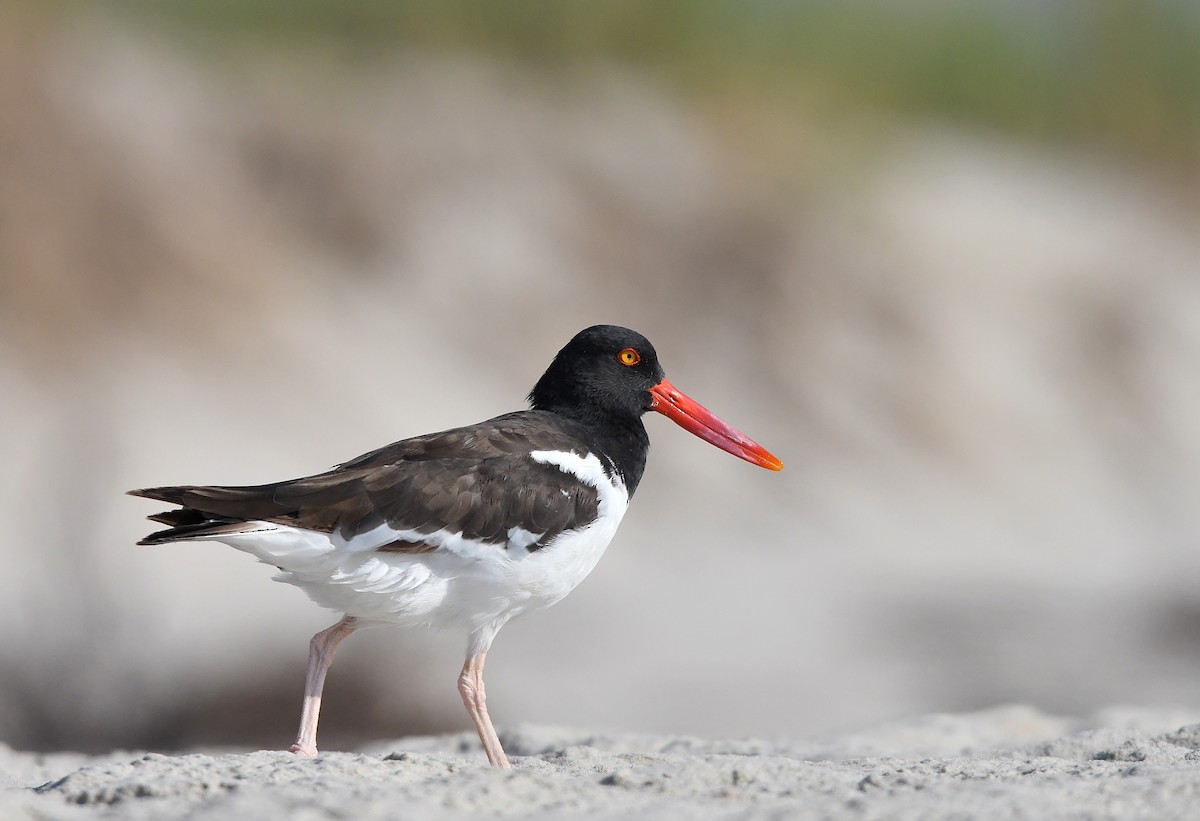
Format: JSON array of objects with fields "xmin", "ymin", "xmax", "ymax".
[{"xmin": 207, "ymin": 450, "xmax": 629, "ymax": 647}]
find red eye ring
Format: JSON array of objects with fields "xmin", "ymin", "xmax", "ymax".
[{"xmin": 618, "ymin": 348, "xmax": 640, "ymax": 366}]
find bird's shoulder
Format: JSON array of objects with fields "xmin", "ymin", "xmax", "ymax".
[{"xmin": 334, "ymin": 410, "xmax": 596, "ymax": 469}]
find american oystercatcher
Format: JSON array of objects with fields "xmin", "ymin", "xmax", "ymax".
[{"xmin": 130, "ymin": 325, "xmax": 782, "ymax": 767}]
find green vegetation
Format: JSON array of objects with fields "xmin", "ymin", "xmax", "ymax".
[{"xmin": 50, "ymin": 0, "xmax": 1200, "ymax": 173}]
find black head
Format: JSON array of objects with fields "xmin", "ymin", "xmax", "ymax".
[
  {"xmin": 529, "ymin": 325, "xmax": 666, "ymax": 424},
  {"xmin": 529, "ymin": 325, "xmax": 783, "ymax": 481}
]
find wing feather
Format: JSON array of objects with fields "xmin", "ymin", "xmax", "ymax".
[{"xmin": 130, "ymin": 411, "xmax": 603, "ymax": 552}]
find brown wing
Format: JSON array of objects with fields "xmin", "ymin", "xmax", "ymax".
[{"xmin": 130, "ymin": 411, "xmax": 602, "ymax": 552}]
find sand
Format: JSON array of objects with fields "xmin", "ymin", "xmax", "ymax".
[{"xmin": 5, "ymin": 706, "xmax": 1200, "ymax": 820}]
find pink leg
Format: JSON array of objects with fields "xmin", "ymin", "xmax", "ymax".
[
  {"xmin": 289, "ymin": 616, "xmax": 358, "ymax": 756},
  {"xmin": 457, "ymin": 651, "xmax": 511, "ymax": 768}
]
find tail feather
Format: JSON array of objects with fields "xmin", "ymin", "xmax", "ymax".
[
  {"xmin": 128, "ymin": 472, "xmax": 366, "ymax": 545},
  {"xmin": 129, "ymin": 485, "xmax": 277, "ymax": 545},
  {"xmin": 137, "ymin": 519, "xmax": 251, "ymax": 546},
  {"xmin": 128, "ymin": 485, "xmax": 288, "ymax": 518},
  {"xmin": 127, "ymin": 486, "xmax": 191, "ymax": 506},
  {"xmin": 147, "ymin": 508, "xmax": 208, "ymax": 527}
]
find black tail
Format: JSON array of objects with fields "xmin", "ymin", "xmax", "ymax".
[
  {"xmin": 136, "ymin": 520, "xmax": 246, "ymax": 545},
  {"xmin": 129, "ymin": 486, "xmax": 248, "ymax": 545},
  {"xmin": 128, "ymin": 474, "xmax": 353, "ymax": 544}
]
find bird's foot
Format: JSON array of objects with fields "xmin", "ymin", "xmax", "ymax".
[{"xmin": 288, "ymin": 742, "xmax": 318, "ymax": 757}]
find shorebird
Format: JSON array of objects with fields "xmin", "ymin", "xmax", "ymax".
[{"xmin": 131, "ymin": 325, "xmax": 782, "ymax": 767}]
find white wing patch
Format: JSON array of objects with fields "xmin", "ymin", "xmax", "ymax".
[
  {"xmin": 506, "ymin": 526, "xmax": 545, "ymax": 552},
  {"xmin": 333, "ymin": 521, "xmax": 548, "ymax": 558},
  {"xmin": 333, "ymin": 521, "xmax": 505, "ymax": 560}
]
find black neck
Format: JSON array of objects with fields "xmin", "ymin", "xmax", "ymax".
[
  {"xmin": 543, "ymin": 404, "xmax": 650, "ymax": 496},
  {"xmin": 528, "ymin": 352, "xmax": 656, "ymax": 495}
]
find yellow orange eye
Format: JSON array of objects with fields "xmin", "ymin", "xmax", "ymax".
[{"xmin": 618, "ymin": 348, "xmax": 640, "ymax": 366}]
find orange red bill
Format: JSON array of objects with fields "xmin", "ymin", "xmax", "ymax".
[{"xmin": 649, "ymin": 379, "xmax": 783, "ymax": 471}]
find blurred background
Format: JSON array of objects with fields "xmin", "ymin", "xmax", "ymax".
[{"xmin": 2, "ymin": 0, "xmax": 1199, "ymax": 753}]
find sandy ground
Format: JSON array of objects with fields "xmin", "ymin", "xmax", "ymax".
[{"xmin": 6, "ymin": 706, "xmax": 1200, "ymax": 820}]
